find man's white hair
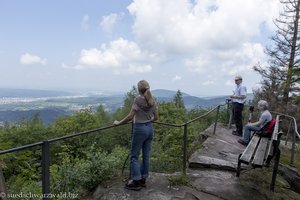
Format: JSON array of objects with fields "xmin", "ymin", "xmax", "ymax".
[{"xmin": 258, "ymin": 100, "xmax": 268, "ymax": 110}]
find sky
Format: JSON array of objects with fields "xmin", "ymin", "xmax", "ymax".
[{"xmin": 0, "ymin": 0, "xmax": 282, "ymax": 97}]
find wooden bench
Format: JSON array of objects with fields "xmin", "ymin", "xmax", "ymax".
[{"xmin": 236, "ymin": 115, "xmax": 282, "ymax": 191}]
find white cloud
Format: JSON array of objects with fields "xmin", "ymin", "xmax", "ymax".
[
  {"xmin": 128, "ymin": 64, "xmax": 152, "ymax": 74},
  {"xmin": 62, "ymin": 63, "xmax": 84, "ymax": 70},
  {"xmin": 185, "ymin": 42, "xmax": 265, "ymax": 79},
  {"xmin": 225, "ymin": 80, "xmax": 234, "ymax": 86},
  {"xmin": 123, "ymin": 0, "xmax": 282, "ymax": 95},
  {"xmin": 172, "ymin": 75, "xmax": 182, "ymax": 81},
  {"xmin": 202, "ymin": 80, "xmax": 215, "ymax": 86},
  {"xmin": 100, "ymin": 13, "xmax": 121, "ymax": 32},
  {"xmin": 20, "ymin": 53, "xmax": 47, "ymax": 65},
  {"xmin": 67, "ymin": 38, "xmax": 156, "ymax": 74},
  {"xmin": 128, "ymin": 0, "xmax": 279, "ymax": 55},
  {"xmin": 81, "ymin": 14, "xmax": 89, "ymax": 32}
]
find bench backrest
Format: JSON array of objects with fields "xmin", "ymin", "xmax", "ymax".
[
  {"xmin": 263, "ymin": 118, "xmax": 276, "ymax": 135},
  {"xmin": 256, "ymin": 118, "xmax": 276, "ymax": 137},
  {"xmin": 266, "ymin": 115, "xmax": 280, "ymax": 160}
]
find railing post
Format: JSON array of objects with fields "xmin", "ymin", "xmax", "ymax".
[
  {"xmin": 285, "ymin": 119, "xmax": 292, "ymax": 145},
  {"xmin": 291, "ymin": 129, "xmax": 296, "ymax": 165},
  {"xmin": 122, "ymin": 122, "xmax": 133, "ymax": 175},
  {"xmin": 226, "ymin": 99, "xmax": 230, "ymax": 125},
  {"xmin": 270, "ymin": 149, "xmax": 281, "ymax": 191},
  {"xmin": 227, "ymin": 99, "xmax": 233, "ymax": 128},
  {"xmin": 270, "ymin": 131, "xmax": 282, "ymax": 191},
  {"xmin": 183, "ymin": 124, "xmax": 188, "ymax": 175},
  {"xmin": 42, "ymin": 140, "xmax": 50, "ymax": 199},
  {"xmin": 213, "ymin": 105, "xmax": 220, "ymax": 135}
]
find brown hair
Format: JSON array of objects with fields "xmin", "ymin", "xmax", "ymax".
[{"xmin": 137, "ymin": 80, "xmax": 154, "ymax": 106}]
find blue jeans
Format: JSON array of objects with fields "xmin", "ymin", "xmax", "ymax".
[
  {"xmin": 130, "ymin": 122, "xmax": 153, "ymax": 180},
  {"xmin": 243, "ymin": 124, "xmax": 261, "ymax": 143}
]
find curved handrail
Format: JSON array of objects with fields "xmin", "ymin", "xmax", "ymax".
[
  {"xmin": 0, "ymin": 141, "xmax": 43, "ymax": 155},
  {"xmin": 270, "ymin": 111, "xmax": 299, "ymax": 165},
  {"xmin": 154, "ymin": 103, "xmax": 227, "ymax": 127},
  {"xmin": 271, "ymin": 111, "xmax": 300, "ymax": 139},
  {"xmin": 185, "ymin": 105, "xmax": 220, "ymax": 125},
  {"xmin": 153, "ymin": 121, "xmax": 182, "ymax": 127}
]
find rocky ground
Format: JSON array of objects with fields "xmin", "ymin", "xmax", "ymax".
[{"xmin": 83, "ymin": 124, "xmax": 300, "ymax": 200}]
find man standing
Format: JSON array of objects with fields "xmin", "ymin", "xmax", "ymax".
[{"xmin": 230, "ymin": 75, "xmax": 247, "ymax": 136}]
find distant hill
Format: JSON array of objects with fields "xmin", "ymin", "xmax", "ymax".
[
  {"xmin": 0, "ymin": 88, "xmax": 73, "ymax": 98},
  {"xmin": 152, "ymin": 89, "xmax": 190, "ymax": 98},
  {"xmin": 0, "ymin": 88, "xmax": 254, "ymax": 125},
  {"xmin": 152, "ymin": 89, "xmax": 254, "ymax": 109}
]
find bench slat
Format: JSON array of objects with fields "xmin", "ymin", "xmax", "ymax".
[
  {"xmin": 240, "ymin": 135, "xmax": 260, "ymax": 164},
  {"xmin": 266, "ymin": 115, "xmax": 280, "ymax": 157},
  {"xmin": 252, "ymin": 137, "xmax": 269, "ymax": 167}
]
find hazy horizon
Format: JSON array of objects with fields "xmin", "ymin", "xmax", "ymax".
[{"xmin": 0, "ymin": 87, "xmax": 244, "ymax": 98}]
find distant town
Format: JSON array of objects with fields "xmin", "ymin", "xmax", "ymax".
[{"xmin": 0, "ymin": 88, "xmax": 253, "ymax": 126}]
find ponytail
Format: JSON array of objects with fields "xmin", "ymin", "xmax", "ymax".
[
  {"xmin": 137, "ymin": 80, "xmax": 154, "ymax": 106},
  {"xmin": 144, "ymin": 89, "xmax": 154, "ymax": 106}
]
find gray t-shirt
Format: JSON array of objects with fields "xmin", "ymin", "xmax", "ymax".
[
  {"xmin": 258, "ymin": 110, "xmax": 272, "ymax": 128},
  {"xmin": 132, "ymin": 95, "xmax": 157, "ymax": 123}
]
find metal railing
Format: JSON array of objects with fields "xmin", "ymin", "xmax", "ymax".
[
  {"xmin": 0, "ymin": 124, "xmax": 126, "ymax": 199},
  {"xmin": 0, "ymin": 103, "xmax": 226, "ymax": 199},
  {"xmin": 1, "ymin": 99, "xmax": 298, "ymax": 199},
  {"xmin": 270, "ymin": 111, "xmax": 300, "ymax": 165}
]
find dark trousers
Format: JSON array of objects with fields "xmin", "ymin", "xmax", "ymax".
[{"xmin": 233, "ymin": 102, "xmax": 244, "ymax": 135}]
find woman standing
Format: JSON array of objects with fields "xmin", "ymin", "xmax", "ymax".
[{"xmin": 113, "ymin": 80, "xmax": 158, "ymax": 190}]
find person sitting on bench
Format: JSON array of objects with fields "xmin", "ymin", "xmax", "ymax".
[{"xmin": 238, "ymin": 100, "xmax": 272, "ymax": 146}]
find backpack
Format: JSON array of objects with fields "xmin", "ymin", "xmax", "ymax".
[{"xmin": 256, "ymin": 118, "xmax": 276, "ymax": 137}]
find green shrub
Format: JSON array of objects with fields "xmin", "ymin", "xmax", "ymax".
[
  {"xmin": 50, "ymin": 145, "xmax": 127, "ymax": 196},
  {"xmin": 6, "ymin": 176, "xmax": 42, "ymax": 200}
]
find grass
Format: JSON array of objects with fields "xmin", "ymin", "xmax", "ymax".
[
  {"xmin": 280, "ymin": 143, "xmax": 300, "ymax": 169},
  {"xmin": 168, "ymin": 175, "xmax": 191, "ymax": 187},
  {"xmin": 240, "ymin": 142, "xmax": 300, "ymax": 199},
  {"xmin": 241, "ymin": 168, "xmax": 300, "ymax": 200}
]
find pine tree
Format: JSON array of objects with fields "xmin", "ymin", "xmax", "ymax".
[
  {"xmin": 254, "ymin": 0, "xmax": 300, "ymax": 110},
  {"xmin": 173, "ymin": 90, "xmax": 185, "ymax": 109}
]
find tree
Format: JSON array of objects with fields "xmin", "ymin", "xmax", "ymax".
[
  {"xmin": 95, "ymin": 105, "xmax": 110, "ymax": 125},
  {"xmin": 173, "ymin": 90, "xmax": 185, "ymax": 109},
  {"xmin": 254, "ymin": 0, "xmax": 300, "ymax": 110},
  {"xmin": 120, "ymin": 86, "xmax": 138, "ymax": 115}
]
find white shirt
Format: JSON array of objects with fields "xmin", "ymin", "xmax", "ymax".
[{"xmin": 232, "ymin": 84, "xmax": 247, "ymax": 104}]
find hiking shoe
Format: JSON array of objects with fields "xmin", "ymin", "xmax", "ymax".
[
  {"xmin": 232, "ymin": 130, "xmax": 242, "ymax": 136},
  {"xmin": 138, "ymin": 178, "xmax": 146, "ymax": 187},
  {"xmin": 125, "ymin": 180, "xmax": 142, "ymax": 191},
  {"xmin": 238, "ymin": 139, "xmax": 248, "ymax": 146}
]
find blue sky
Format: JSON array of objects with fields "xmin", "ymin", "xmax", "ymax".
[{"xmin": 0, "ymin": 0, "xmax": 281, "ymax": 97}]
